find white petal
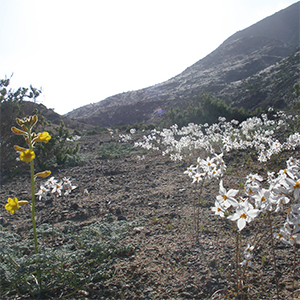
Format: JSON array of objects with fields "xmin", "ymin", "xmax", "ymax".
[{"xmin": 237, "ymin": 218, "xmax": 246, "ymax": 231}]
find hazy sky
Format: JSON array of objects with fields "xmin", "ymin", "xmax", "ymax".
[{"xmin": 0, "ymin": 0, "xmax": 298, "ymax": 115}]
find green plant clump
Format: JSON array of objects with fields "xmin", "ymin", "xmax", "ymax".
[
  {"xmin": 165, "ymin": 92, "xmax": 251, "ymax": 128},
  {"xmin": 97, "ymin": 141, "xmax": 143, "ymax": 159},
  {"xmin": 0, "ymin": 218, "xmax": 138, "ymax": 299}
]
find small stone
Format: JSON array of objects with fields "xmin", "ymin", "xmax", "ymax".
[
  {"xmin": 117, "ymin": 215, "xmax": 127, "ymax": 221},
  {"xmin": 133, "ymin": 226, "xmax": 144, "ymax": 233},
  {"xmin": 70, "ymin": 202, "xmax": 80, "ymax": 210}
]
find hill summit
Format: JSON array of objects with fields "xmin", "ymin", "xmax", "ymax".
[{"xmin": 66, "ymin": 2, "xmax": 300, "ymax": 127}]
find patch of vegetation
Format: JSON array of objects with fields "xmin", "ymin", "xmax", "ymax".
[
  {"xmin": 0, "ymin": 217, "xmax": 138, "ymax": 299},
  {"xmin": 164, "ymin": 92, "xmax": 251, "ymax": 128},
  {"xmin": 84, "ymin": 126, "xmax": 108, "ymax": 136},
  {"xmin": 97, "ymin": 141, "xmax": 144, "ymax": 159},
  {"xmin": 34, "ymin": 119, "xmax": 81, "ymax": 170},
  {"xmin": 113, "ymin": 123, "xmax": 157, "ymax": 133}
]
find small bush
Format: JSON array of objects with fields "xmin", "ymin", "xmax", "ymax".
[
  {"xmin": 97, "ymin": 141, "xmax": 143, "ymax": 159},
  {"xmin": 35, "ymin": 120, "xmax": 81, "ymax": 169}
]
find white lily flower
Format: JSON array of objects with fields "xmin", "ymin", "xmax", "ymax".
[
  {"xmin": 36, "ymin": 185, "xmax": 50, "ymax": 201},
  {"xmin": 216, "ymin": 179, "xmax": 239, "ymax": 209},
  {"xmin": 211, "ymin": 200, "xmax": 226, "ymax": 218},
  {"xmin": 228, "ymin": 200, "xmax": 260, "ymax": 231}
]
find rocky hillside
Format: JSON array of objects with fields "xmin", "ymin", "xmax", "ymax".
[{"xmin": 66, "ymin": 2, "xmax": 300, "ymax": 127}]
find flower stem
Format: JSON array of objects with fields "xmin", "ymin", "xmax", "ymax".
[
  {"xmin": 235, "ymin": 228, "xmax": 240, "ymax": 297},
  {"xmin": 293, "ymin": 240, "xmax": 297, "ymax": 300},
  {"xmin": 28, "ymin": 128, "xmax": 41, "ymax": 290},
  {"xmin": 52, "ymin": 194, "xmax": 57, "ymax": 247},
  {"xmin": 231, "ymin": 222, "xmax": 241, "ymax": 297},
  {"xmin": 28, "ymin": 142, "xmax": 39, "ymax": 254},
  {"xmin": 267, "ymin": 211, "xmax": 279, "ymax": 299}
]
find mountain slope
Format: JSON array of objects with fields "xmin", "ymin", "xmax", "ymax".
[{"xmin": 66, "ymin": 2, "xmax": 300, "ymax": 127}]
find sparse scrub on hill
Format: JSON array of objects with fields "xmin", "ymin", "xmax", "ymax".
[
  {"xmin": 83, "ymin": 123, "xmax": 157, "ymax": 137},
  {"xmin": 292, "ymin": 82, "xmax": 300, "ymax": 109},
  {"xmin": 164, "ymin": 92, "xmax": 251, "ymax": 128},
  {"xmin": 84, "ymin": 125, "xmax": 108, "ymax": 136}
]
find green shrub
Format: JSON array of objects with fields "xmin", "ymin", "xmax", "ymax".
[
  {"xmin": 97, "ymin": 141, "xmax": 142, "ymax": 159},
  {"xmin": 164, "ymin": 92, "xmax": 251, "ymax": 127},
  {"xmin": 35, "ymin": 120, "xmax": 81, "ymax": 169}
]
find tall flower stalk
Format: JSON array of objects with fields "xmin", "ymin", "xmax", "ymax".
[
  {"xmin": 5, "ymin": 115, "xmax": 52, "ymax": 288},
  {"xmin": 28, "ymin": 123, "xmax": 39, "ymax": 254}
]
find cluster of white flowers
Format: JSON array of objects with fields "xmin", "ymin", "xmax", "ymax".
[
  {"xmin": 212, "ymin": 157, "xmax": 300, "ymax": 242},
  {"xmin": 119, "ymin": 134, "xmax": 132, "ymax": 143},
  {"xmin": 119, "ymin": 128, "xmax": 137, "ymax": 143},
  {"xmin": 107, "ymin": 128, "xmax": 114, "ymax": 138},
  {"xmin": 184, "ymin": 153, "xmax": 226, "ymax": 183},
  {"xmin": 241, "ymin": 244, "xmax": 255, "ymax": 267},
  {"xmin": 134, "ymin": 111, "xmax": 300, "ymax": 163},
  {"xmin": 36, "ymin": 176, "xmax": 77, "ymax": 200},
  {"xmin": 210, "ymin": 156, "xmax": 300, "ymax": 269},
  {"xmin": 134, "ymin": 133, "xmax": 159, "ymax": 151},
  {"xmin": 130, "ymin": 128, "xmax": 136, "ymax": 135},
  {"xmin": 136, "ymin": 155, "xmax": 145, "ymax": 160},
  {"xmin": 276, "ymin": 204, "xmax": 300, "ymax": 246},
  {"xmin": 66, "ymin": 135, "xmax": 81, "ymax": 142}
]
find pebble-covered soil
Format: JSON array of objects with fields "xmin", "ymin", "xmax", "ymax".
[{"xmin": 1, "ymin": 133, "xmax": 299, "ymax": 299}]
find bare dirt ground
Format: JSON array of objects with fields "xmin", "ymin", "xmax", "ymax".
[{"xmin": 1, "ymin": 133, "xmax": 299, "ymax": 299}]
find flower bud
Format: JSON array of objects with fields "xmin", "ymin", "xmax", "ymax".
[
  {"xmin": 30, "ymin": 115, "xmax": 38, "ymax": 127},
  {"xmin": 14, "ymin": 145, "xmax": 27, "ymax": 152},
  {"xmin": 11, "ymin": 126, "xmax": 27, "ymax": 135},
  {"xmin": 35, "ymin": 170, "xmax": 51, "ymax": 178}
]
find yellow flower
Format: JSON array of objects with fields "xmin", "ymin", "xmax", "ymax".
[
  {"xmin": 5, "ymin": 198, "xmax": 28, "ymax": 214},
  {"xmin": 35, "ymin": 170, "xmax": 51, "ymax": 178},
  {"xmin": 36, "ymin": 132, "xmax": 51, "ymax": 143},
  {"xmin": 5, "ymin": 197, "xmax": 19, "ymax": 214},
  {"xmin": 20, "ymin": 149, "xmax": 35, "ymax": 162}
]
